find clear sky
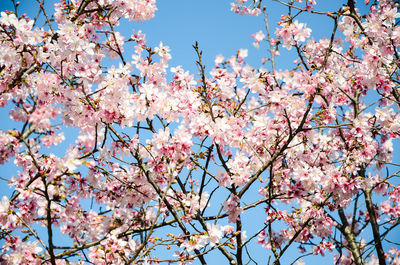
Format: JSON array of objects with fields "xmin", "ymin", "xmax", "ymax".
[{"xmin": 0, "ymin": 0, "xmax": 397, "ymax": 264}]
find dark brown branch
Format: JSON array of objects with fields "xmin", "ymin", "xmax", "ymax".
[
  {"xmin": 364, "ymin": 189, "xmax": 386, "ymax": 265},
  {"xmin": 338, "ymin": 209, "xmax": 364, "ymax": 265}
]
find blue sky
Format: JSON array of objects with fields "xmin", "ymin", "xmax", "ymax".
[{"xmin": 0, "ymin": 0, "xmax": 398, "ymax": 264}]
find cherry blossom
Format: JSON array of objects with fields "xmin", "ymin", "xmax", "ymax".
[
  {"xmin": 0, "ymin": 0, "xmax": 400, "ymax": 264},
  {"xmin": 251, "ymin": 30, "xmax": 265, "ymax": 48},
  {"xmin": 275, "ymin": 19, "xmax": 312, "ymax": 50}
]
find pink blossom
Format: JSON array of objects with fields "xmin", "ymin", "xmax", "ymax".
[
  {"xmin": 251, "ymin": 30, "xmax": 265, "ymax": 48},
  {"xmin": 223, "ymin": 195, "xmax": 243, "ymax": 223},
  {"xmin": 275, "ymin": 20, "xmax": 311, "ymax": 49}
]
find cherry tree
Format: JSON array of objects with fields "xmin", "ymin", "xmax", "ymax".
[{"xmin": 0, "ymin": 0, "xmax": 400, "ymax": 264}]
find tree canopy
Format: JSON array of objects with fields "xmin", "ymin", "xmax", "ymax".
[{"xmin": 0, "ymin": 0, "xmax": 400, "ymax": 264}]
